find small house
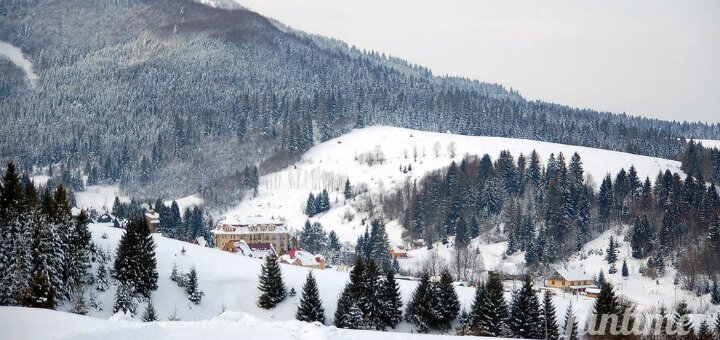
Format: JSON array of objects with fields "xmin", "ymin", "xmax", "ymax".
[
  {"xmin": 144, "ymin": 210, "xmax": 160, "ymax": 233},
  {"xmin": 279, "ymin": 248, "xmax": 326, "ymax": 269},
  {"xmin": 545, "ymin": 268, "xmax": 595, "ymax": 292},
  {"xmin": 390, "ymin": 245, "xmax": 408, "ymax": 258}
]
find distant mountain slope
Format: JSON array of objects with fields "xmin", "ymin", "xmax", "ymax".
[{"xmin": 0, "ymin": 0, "xmax": 716, "ymax": 203}]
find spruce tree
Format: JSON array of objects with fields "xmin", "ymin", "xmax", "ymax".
[
  {"xmin": 508, "ymin": 276, "xmax": 543, "ymax": 339},
  {"xmin": 714, "ymin": 312, "xmax": 720, "ymax": 338},
  {"xmin": 590, "ymin": 282, "xmax": 620, "ymax": 334},
  {"xmin": 296, "ymin": 271, "xmax": 325, "ymax": 324},
  {"xmin": 475, "ymin": 272, "xmax": 510, "ymax": 337},
  {"xmin": 542, "ymin": 289, "xmax": 560, "ymax": 340},
  {"xmin": 563, "ymin": 303, "xmax": 579, "ymax": 340},
  {"xmin": 344, "ymin": 178, "xmax": 352, "ymax": 200},
  {"xmin": 697, "ymin": 319, "xmax": 712, "ymax": 340},
  {"xmin": 404, "ymin": 272, "xmax": 434, "ymax": 333},
  {"xmin": 673, "ymin": 300, "xmax": 693, "ymax": 336},
  {"xmin": 380, "ymin": 270, "xmax": 403, "ymax": 329},
  {"xmin": 711, "ymin": 279, "xmax": 720, "ymax": 305},
  {"xmin": 185, "ymin": 266, "xmax": 204, "ymax": 304},
  {"xmin": 435, "ymin": 269, "xmax": 460, "ymax": 330},
  {"xmin": 334, "ymin": 285, "xmax": 359, "ymax": 329},
  {"xmin": 360, "ymin": 259, "xmax": 384, "ymax": 330},
  {"xmin": 605, "ymin": 236, "xmax": 618, "ymax": 264},
  {"xmin": 621, "ymin": 259, "xmax": 629, "ymax": 277},
  {"xmin": 95, "ymin": 263, "xmax": 109, "ymax": 292},
  {"xmin": 368, "ymin": 221, "xmax": 392, "ymax": 272},
  {"xmin": 70, "ymin": 284, "xmax": 88, "ymax": 315},
  {"xmin": 113, "ymin": 282, "xmax": 136, "ymax": 315},
  {"xmin": 21, "ymin": 258, "xmax": 56, "ymax": 309},
  {"xmin": 142, "ymin": 300, "xmax": 158, "ymax": 322},
  {"xmin": 258, "ymin": 254, "xmax": 286, "ymax": 309}
]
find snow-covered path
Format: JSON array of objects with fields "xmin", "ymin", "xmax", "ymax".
[{"xmin": 0, "ymin": 41, "xmax": 38, "ymax": 83}]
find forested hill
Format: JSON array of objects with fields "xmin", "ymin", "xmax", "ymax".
[{"xmin": 0, "ymin": 0, "xmax": 717, "ymax": 201}]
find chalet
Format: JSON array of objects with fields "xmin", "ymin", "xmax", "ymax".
[
  {"xmin": 222, "ymin": 239, "xmax": 276, "ymax": 259},
  {"xmin": 585, "ymin": 287, "xmax": 601, "ymax": 298},
  {"xmin": 144, "ymin": 210, "xmax": 160, "ymax": 233},
  {"xmin": 212, "ymin": 217, "xmax": 291, "ymax": 254},
  {"xmin": 279, "ymin": 249, "xmax": 326, "ymax": 269},
  {"xmin": 390, "ymin": 245, "xmax": 408, "ymax": 258},
  {"xmin": 545, "ymin": 268, "xmax": 595, "ymax": 293}
]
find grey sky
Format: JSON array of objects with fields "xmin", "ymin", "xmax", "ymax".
[{"xmin": 237, "ymin": 0, "xmax": 720, "ymax": 123}]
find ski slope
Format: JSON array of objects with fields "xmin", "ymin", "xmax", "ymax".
[{"xmin": 223, "ymin": 126, "xmax": 684, "ymax": 244}]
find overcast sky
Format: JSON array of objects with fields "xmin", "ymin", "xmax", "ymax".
[{"xmin": 236, "ymin": 0, "xmax": 720, "ymax": 123}]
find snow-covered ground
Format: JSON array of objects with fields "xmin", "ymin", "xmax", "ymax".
[
  {"xmin": 75, "ymin": 185, "xmax": 126, "ymax": 212},
  {"xmin": 223, "ymin": 126, "xmax": 684, "ymax": 244},
  {"xmin": 0, "ymin": 307, "xmax": 505, "ymax": 340},
  {"xmin": 82, "ymin": 223, "xmax": 587, "ymax": 333},
  {"xmin": 696, "ymin": 139, "xmax": 720, "ymax": 149},
  {"xmin": 0, "ymin": 40, "xmax": 38, "ymax": 84}
]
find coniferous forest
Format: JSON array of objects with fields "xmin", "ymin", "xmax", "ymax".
[
  {"xmin": 0, "ymin": 0, "xmax": 718, "ymax": 206},
  {"xmin": 378, "ymin": 148, "xmax": 720, "ymax": 286}
]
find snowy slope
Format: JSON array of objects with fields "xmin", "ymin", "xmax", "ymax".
[
  {"xmin": 84, "ymin": 223, "xmax": 581, "ymax": 334},
  {"xmin": 223, "ymin": 126, "xmax": 684, "ymax": 244},
  {"xmin": 0, "ymin": 307, "xmax": 506, "ymax": 340}
]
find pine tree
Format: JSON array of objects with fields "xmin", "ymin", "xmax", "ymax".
[
  {"xmin": 305, "ymin": 193, "xmax": 316, "ymax": 217},
  {"xmin": 590, "ymin": 282, "xmax": 620, "ymax": 334},
  {"xmin": 405, "ymin": 272, "xmax": 435, "ymax": 333},
  {"xmin": 621, "ymin": 259, "xmax": 629, "ymax": 277},
  {"xmin": 475, "ymin": 272, "xmax": 510, "ymax": 337},
  {"xmin": 258, "ymin": 255, "xmax": 286, "ymax": 309},
  {"xmin": 113, "ymin": 215, "xmax": 158, "ymax": 298},
  {"xmin": 714, "ymin": 312, "xmax": 720, "ymax": 338},
  {"xmin": 435, "ymin": 269, "xmax": 460, "ymax": 330},
  {"xmin": 711, "ymin": 279, "xmax": 720, "ymax": 305},
  {"xmin": 21, "ymin": 257, "xmax": 56, "ymax": 309},
  {"xmin": 142, "ymin": 300, "xmax": 158, "ymax": 322},
  {"xmin": 70, "ymin": 284, "xmax": 88, "ymax": 315},
  {"xmin": 327, "ymin": 231, "xmax": 341, "ymax": 252},
  {"xmin": 344, "ymin": 178, "xmax": 352, "ymax": 200},
  {"xmin": 67, "ymin": 210, "xmax": 91, "ymax": 288},
  {"xmin": 605, "ymin": 236, "xmax": 618, "ymax": 264},
  {"xmin": 508, "ymin": 276, "xmax": 543, "ymax": 339},
  {"xmin": 368, "ymin": 221, "xmax": 392, "ymax": 272},
  {"xmin": 113, "ymin": 282, "xmax": 136, "ymax": 315},
  {"xmin": 296, "ymin": 271, "xmax": 325, "ymax": 324},
  {"xmin": 563, "ymin": 303, "xmax": 579, "ymax": 340},
  {"xmin": 298, "ymin": 220, "xmax": 327, "ymax": 255},
  {"xmin": 360, "ymin": 259, "xmax": 384, "ymax": 330},
  {"xmin": 697, "ymin": 319, "xmax": 712, "ymax": 340},
  {"xmin": 542, "ymin": 289, "xmax": 560, "ymax": 340},
  {"xmin": 334, "ymin": 285, "xmax": 357, "ymax": 329},
  {"xmin": 674, "ymin": 300, "xmax": 693, "ymax": 336},
  {"xmin": 95, "ymin": 263, "xmax": 109, "ymax": 292},
  {"xmin": 185, "ymin": 266, "xmax": 204, "ymax": 304},
  {"xmin": 379, "ymin": 270, "xmax": 403, "ymax": 329}
]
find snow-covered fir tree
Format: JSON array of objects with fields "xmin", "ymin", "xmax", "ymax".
[
  {"xmin": 185, "ymin": 266, "xmax": 204, "ymax": 304},
  {"xmin": 295, "ymin": 271, "xmax": 325, "ymax": 324},
  {"xmin": 257, "ymin": 254, "xmax": 286, "ymax": 309},
  {"xmin": 508, "ymin": 276, "xmax": 543, "ymax": 339}
]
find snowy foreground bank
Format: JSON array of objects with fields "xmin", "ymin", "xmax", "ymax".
[{"xmin": 0, "ymin": 307, "xmax": 503, "ymax": 340}]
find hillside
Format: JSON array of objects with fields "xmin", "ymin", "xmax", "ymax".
[
  {"xmin": 222, "ymin": 126, "xmax": 685, "ymax": 244},
  {"xmin": 0, "ymin": 0, "xmax": 717, "ymax": 205}
]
